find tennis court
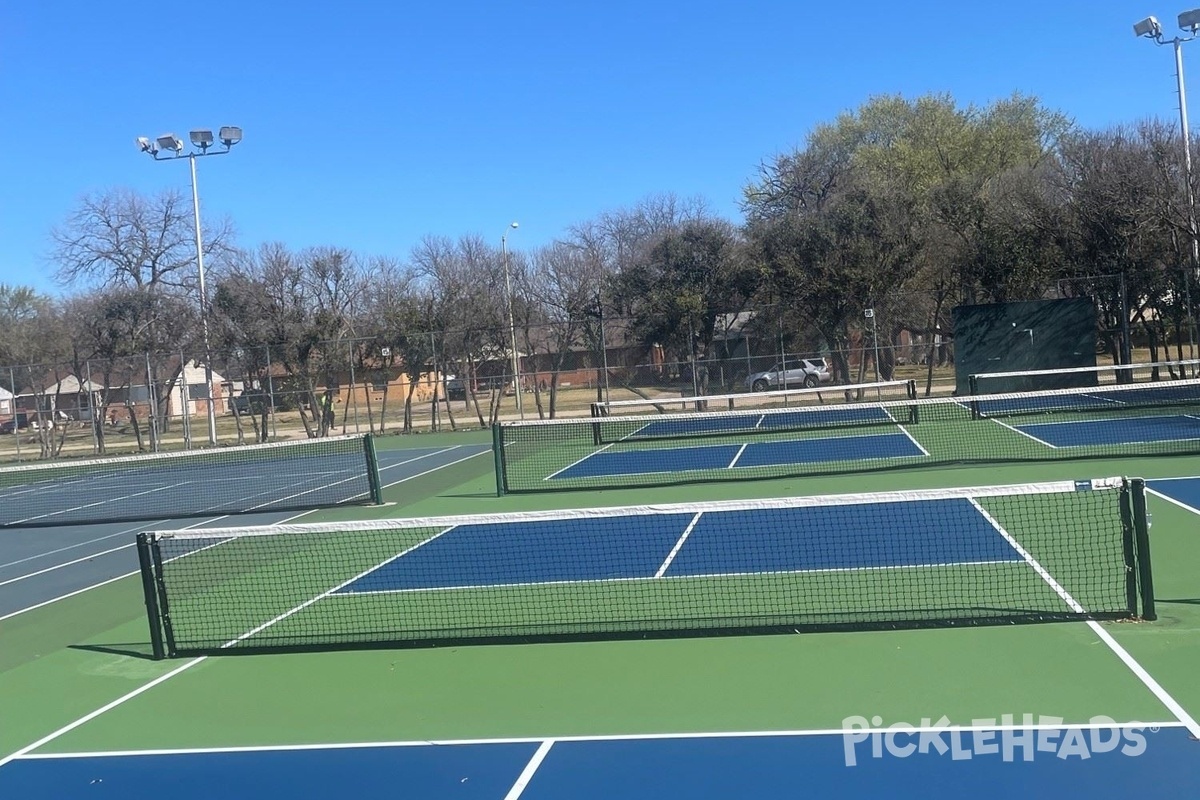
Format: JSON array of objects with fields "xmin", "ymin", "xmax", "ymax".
[{"xmin": 2, "ymin": 420, "xmax": 1200, "ymax": 798}]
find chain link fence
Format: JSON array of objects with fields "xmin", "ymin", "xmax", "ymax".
[{"xmin": 1, "ymin": 282, "xmax": 1193, "ymax": 461}]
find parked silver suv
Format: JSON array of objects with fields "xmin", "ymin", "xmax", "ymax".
[{"xmin": 744, "ymin": 358, "xmax": 832, "ymax": 392}]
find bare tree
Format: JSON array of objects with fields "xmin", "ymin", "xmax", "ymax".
[{"xmin": 51, "ymin": 188, "xmax": 236, "ymax": 293}]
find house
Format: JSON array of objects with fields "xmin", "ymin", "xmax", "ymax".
[
  {"xmin": 163, "ymin": 360, "xmax": 230, "ymax": 419},
  {"xmin": 15, "ymin": 374, "xmax": 106, "ymax": 421},
  {"xmin": 0, "ymin": 384, "xmax": 12, "ymax": 418}
]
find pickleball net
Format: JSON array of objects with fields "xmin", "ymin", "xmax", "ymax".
[
  {"xmin": 0, "ymin": 434, "xmax": 383, "ymax": 528},
  {"xmin": 138, "ymin": 477, "xmax": 1153, "ymax": 658},
  {"xmin": 590, "ymin": 379, "xmax": 916, "ymax": 420},
  {"xmin": 493, "ymin": 378, "xmax": 1200, "ymax": 493},
  {"xmin": 969, "ymin": 358, "xmax": 1200, "ymax": 395}
]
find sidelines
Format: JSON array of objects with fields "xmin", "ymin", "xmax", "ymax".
[
  {"xmin": 0, "ymin": 523, "xmax": 154, "ymax": 571},
  {"xmin": 335, "ymin": 559, "xmax": 1025, "ymax": 598},
  {"xmin": 983, "ymin": 416, "xmax": 1056, "ymax": 449},
  {"xmin": 544, "ymin": 443, "xmax": 614, "ymax": 481},
  {"xmin": 969, "ymin": 499, "xmax": 1200, "ymax": 741},
  {"xmin": 0, "ymin": 444, "xmax": 492, "ymax": 767},
  {"xmin": 882, "ymin": 407, "xmax": 930, "ymax": 456},
  {"xmin": 8, "ymin": 720, "xmax": 1189, "ymax": 760},
  {"xmin": 1147, "ymin": 486, "xmax": 1200, "ymax": 516}
]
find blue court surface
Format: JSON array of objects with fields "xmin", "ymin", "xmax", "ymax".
[
  {"xmin": 1147, "ymin": 476, "xmax": 1200, "ymax": 513},
  {"xmin": 336, "ymin": 498, "xmax": 1018, "ymax": 594},
  {"xmin": 551, "ymin": 431, "xmax": 925, "ymax": 481},
  {"xmin": 1013, "ymin": 415, "xmax": 1200, "ymax": 449},
  {"xmin": 628, "ymin": 404, "xmax": 902, "ymax": 439},
  {"xmin": 3, "ymin": 724, "xmax": 1195, "ymax": 799}
]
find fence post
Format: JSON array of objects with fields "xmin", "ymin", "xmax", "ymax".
[
  {"xmin": 265, "ymin": 345, "xmax": 278, "ymax": 440},
  {"xmin": 8, "ymin": 366, "xmax": 19, "ymax": 461},
  {"xmin": 599, "ymin": 297, "xmax": 611, "ymax": 405},
  {"xmin": 86, "ymin": 359, "xmax": 100, "ymax": 454},
  {"xmin": 145, "ymin": 353, "xmax": 160, "ymax": 453},
  {"xmin": 349, "ymin": 338, "xmax": 361, "ymax": 434},
  {"xmin": 180, "ymin": 349, "xmax": 192, "ymax": 449}
]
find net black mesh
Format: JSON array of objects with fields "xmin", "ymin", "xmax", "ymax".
[
  {"xmin": 0, "ymin": 435, "xmax": 379, "ymax": 527},
  {"xmin": 496, "ymin": 379, "xmax": 1200, "ymax": 493},
  {"xmin": 142, "ymin": 479, "xmax": 1140, "ymax": 656}
]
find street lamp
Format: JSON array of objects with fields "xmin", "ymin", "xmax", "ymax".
[
  {"xmin": 501, "ymin": 222, "xmax": 523, "ymax": 419},
  {"xmin": 137, "ymin": 126, "xmax": 243, "ymax": 446},
  {"xmin": 1137, "ymin": 12, "xmax": 1200, "ymax": 368}
]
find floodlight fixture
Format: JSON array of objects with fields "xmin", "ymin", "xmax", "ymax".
[
  {"xmin": 218, "ymin": 126, "xmax": 243, "ymax": 148},
  {"xmin": 189, "ymin": 129, "xmax": 214, "ymax": 151},
  {"xmin": 1135, "ymin": 15, "xmax": 1163, "ymax": 38},
  {"xmin": 156, "ymin": 134, "xmax": 184, "ymax": 153},
  {"xmin": 136, "ymin": 136, "xmax": 156, "ymax": 155},
  {"xmin": 1180, "ymin": 8, "xmax": 1200, "ymax": 32},
  {"xmin": 509, "ymin": 221, "xmax": 519, "ymax": 229}
]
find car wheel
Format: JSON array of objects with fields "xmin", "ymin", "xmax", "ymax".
[
  {"xmin": 752, "ymin": 379, "xmax": 768, "ymax": 392},
  {"xmin": 803, "ymin": 374, "xmax": 819, "ymax": 388}
]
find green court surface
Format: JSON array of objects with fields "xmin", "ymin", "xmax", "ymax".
[{"xmin": 2, "ymin": 429, "xmax": 1199, "ymax": 795}]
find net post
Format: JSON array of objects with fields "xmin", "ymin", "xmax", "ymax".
[
  {"xmin": 136, "ymin": 533, "xmax": 165, "ymax": 660},
  {"xmin": 492, "ymin": 423, "xmax": 507, "ymax": 496},
  {"xmin": 589, "ymin": 402, "xmax": 603, "ymax": 446},
  {"xmin": 906, "ymin": 379, "xmax": 917, "ymax": 400},
  {"xmin": 967, "ymin": 375, "xmax": 981, "ymax": 420},
  {"xmin": 363, "ymin": 434, "xmax": 384, "ymax": 505},
  {"xmin": 149, "ymin": 540, "xmax": 178, "ymax": 657},
  {"xmin": 1119, "ymin": 481, "xmax": 1139, "ymax": 617},
  {"xmin": 1130, "ymin": 478, "xmax": 1157, "ymax": 621}
]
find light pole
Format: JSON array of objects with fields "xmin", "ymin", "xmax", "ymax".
[
  {"xmin": 1136, "ymin": 12, "xmax": 1200, "ymax": 368},
  {"xmin": 137, "ymin": 127, "xmax": 242, "ymax": 446},
  {"xmin": 501, "ymin": 221, "xmax": 523, "ymax": 419},
  {"xmin": 864, "ymin": 308, "xmax": 881, "ymax": 384}
]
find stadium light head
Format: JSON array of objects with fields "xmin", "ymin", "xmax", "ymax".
[
  {"xmin": 218, "ymin": 126, "xmax": 243, "ymax": 148},
  {"xmin": 1180, "ymin": 9, "xmax": 1200, "ymax": 32},
  {"xmin": 1134, "ymin": 15, "xmax": 1163, "ymax": 38},
  {"xmin": 136, "ymin": 136, "xmax": 157, "ymax": 155},
  {"xmin": 156, "ymin": 134, "xmax": 184, "ymax": 153},
  {"xmin": 189, "ymin": 129, "xmax": 214, "ymax": 151}
]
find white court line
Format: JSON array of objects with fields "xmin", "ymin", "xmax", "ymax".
[
  {"xmin": 654, "ymin": 512, "xmax": 704, "ymax": 578},
  {"xmin": 726, "ymin": 443, "xmax": 749, "ymax": 469},
  {"xmin": 0, "ymin": 514, "xmax": 447, "ymax": 770},
  {"xmin": 215, "ymin": 526, "xmax": 457, "ymax": 648},
  {"xmin": 0, "ymin": 448, "xmax": 488, "ymax": 621},
  {"xmin": 544, "ymin": 443, "xmax": 614, "ymax": 481},
  {"xmin": 0, "ymin": 523, "xmax": 156, "ymax": 571},
  {"xmin": 10, "ymin": 482, "xmax": 189, "ymax": 526},
  {"xmin": 985, "ymin": 416, "xmax": 1057, "ymax": 448},
  {"xmin": 0, "ymin": 543, "xmax": 137, "ymax": 588},
  {"xmin": 1146, "ymin": 486, "xmax": 1200, "ymax": 517},
  {"xmin": 882, "ymin": 407, "xmax": 930, "ymax": 456},
  {"xmin": 12, "ymin": 720, "xmax": 1186, "ymax": 760},
  {"xmin": 339, "ymin": 559, "xmax": 1024, "ymax": 597},
  {"xmin": 969, "ymin": 499, "xmax": 1200, "ymax": 741},
  {"xmin": 0, "ymin": 658, "xmax": 209, "ymax": 770},
  {"xmin": 503, "ymin": 739, "xmax": 555, "ymax": 800}
]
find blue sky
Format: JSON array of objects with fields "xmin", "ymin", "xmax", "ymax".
[{"xmin": 0, "ymin": 1, "xmax": 1194, "ymax": 294}]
